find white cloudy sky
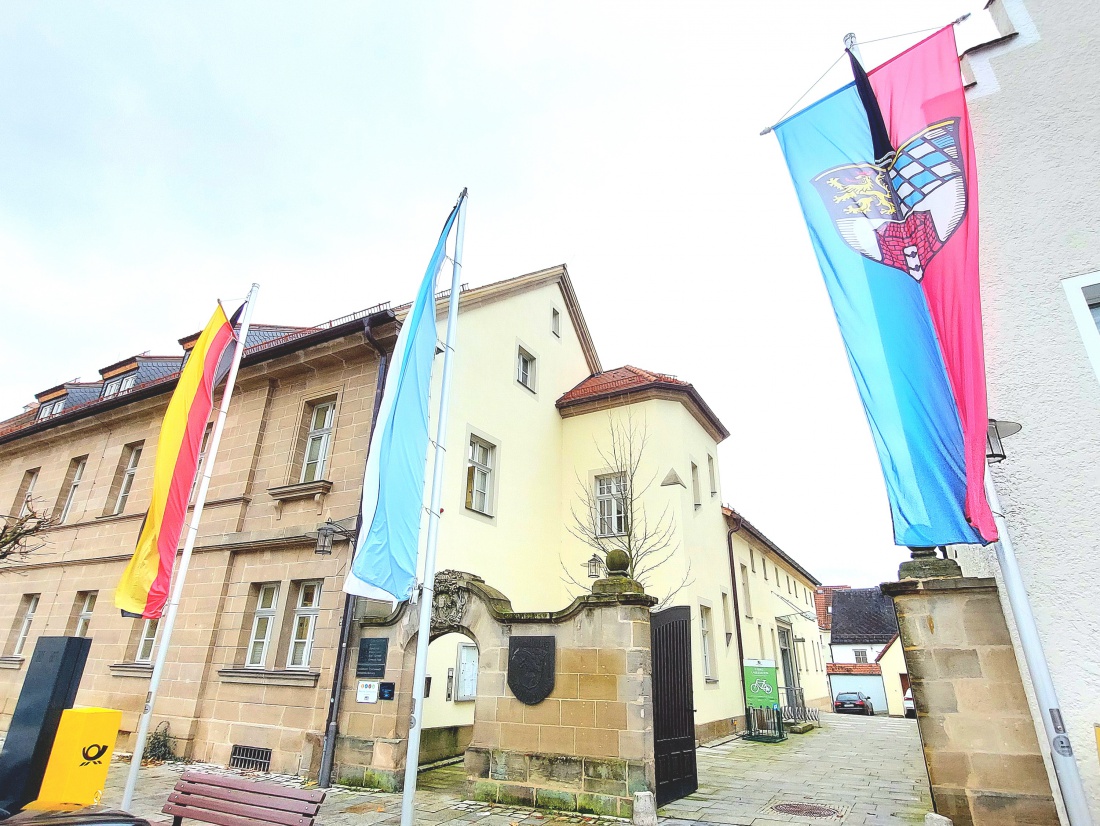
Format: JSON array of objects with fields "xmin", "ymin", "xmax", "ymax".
[{"xmin": 0, "ymin": 1, "xmax": 997, "ymax": 587}]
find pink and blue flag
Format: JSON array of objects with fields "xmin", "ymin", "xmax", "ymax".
[{"xmin": 774, "ymin": 27, "xmax": 997, "ymax": 546}]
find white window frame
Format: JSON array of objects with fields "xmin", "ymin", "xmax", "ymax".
[
  {"xmin": 466, "ymin": 437, "xmax": 495, "ymax": 515},
  {"xmin": 114, "ymin": 445, "xmax": 143, "ymax": 514},
  {"xmin": 691, "ymin": 462, "xmax": 702, "ymax": 508},
  {"xmin": 1063, "ymin": 271, "xmax": 1100, "ymax": 386},
  {"xmin": 455, "ymin": 642, "xmax": 479, "ymax": 701},
  {"xmin": 246, "ymin": 583, "xmax": 279, "ymax": 668},
  {"xmin": 13, "ymin": 594, "xmax": 40, "ymax": 656},
  {"xmin": 516, "ymin": 347, "xmax": 536, "ymax": 392},
  {"xmin": 287, "ymin": 580, "xmax": 321, "ymax": 669},
  {"xmin": 300, "ymin": 402, "xmax": 335, "ymax": 484},
  {"xmin": 740, "ymin": 564, "xmax": 752, "ymax": 618},
  {"xmin": 595, "ymin": 473, "xmax": 628, "ymax": 537},
  {"xmin": 190, "ymin": 422, "xmax": 214, "ymax": 502},
  {"xmin": 60, "ymin": 458, "xmax": 87, "ymax": 523},
  {"xmin": 551, "ymin": 308, "xmax": 561, "ymax": 338},
  {"xmin": 700, "ymin": 605, "xmax": 716, "ymax": 681},
  {"xmin": 74, "ymin": 591, "xmax": 97, "ymax": 637},
  {"xmin": 136, "ymin": 618, "xmax": 159, "ymax": 663},
  {"xmin": 18, "ymin": 469, "xmax": 39, "ymax": 518},
  {"xmin": 854, "ymin": 648, "xmax": 869, "ymax": 664},
  {"xmin": 38, "ymin": 400, "xmax": 64, "ymax": 420},
  {"xmin": 707, "ymin": 455, "xmax": 717, "ymax": 496},
  {"xmin": 720, "ymin": 590, "xmax": 733, "ymax": 646},
  {"xmin": 103, "ymin": 374, "xmax": 136, "ymax": 398}
]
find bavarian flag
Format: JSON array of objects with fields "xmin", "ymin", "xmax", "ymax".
[
  {"xmin": 774, "ymin": 27, "xmax": 997, "ymax": 546},
  {"xmin": 115, "ymin": 304, "xmax": 239, "ymax": 618}
]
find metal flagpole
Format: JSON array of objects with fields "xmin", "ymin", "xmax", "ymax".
[
  {"xmin": 984, "ymin": 468, "xmax": 1093, "ymax": 825},
  {"xmin": 400, "ymin": 189, "xmax": 467, "ymax": 826},
  {"xmin": 120, "ymin": 283, "xmax": 260, "ymax": 810}
]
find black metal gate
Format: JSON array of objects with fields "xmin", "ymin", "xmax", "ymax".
[{"xmin": 650, "ymin": 606, "xmax": 697, "ymax": 806}]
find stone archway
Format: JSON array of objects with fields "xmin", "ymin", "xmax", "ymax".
[{"xmin": 333, "ymin": 570, "xmax": 658, "ymax": 818}]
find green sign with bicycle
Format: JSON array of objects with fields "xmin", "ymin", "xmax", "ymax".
[{"xmin": 744, "ymin": 659, "xmax": 779, "ymax": 707}]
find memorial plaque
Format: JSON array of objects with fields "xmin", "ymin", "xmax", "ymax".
[
  {"xmin": 507, "ymin": 636, "xmax": 555, "ymax": 705},
  {"xmin": 356, "ymin": 637, "xmax": 389, "ymax": 679}
]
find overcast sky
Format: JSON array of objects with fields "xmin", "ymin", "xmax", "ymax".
[{"xmin": 0, "ymin": 1, "xmax": 997, "ymax": 588}]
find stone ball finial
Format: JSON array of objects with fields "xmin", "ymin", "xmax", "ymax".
[{"xmin": 605, "ymin": 549, "xmax": 630, "ymax": 578}]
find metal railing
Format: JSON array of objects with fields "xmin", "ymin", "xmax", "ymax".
[
  {"xmin": 779, "ymin": 685, "xmax": 820, "ymax": 724},
  {"xmin": 745, "ymin": 705, "xmax": 786, "ymax": 743}
]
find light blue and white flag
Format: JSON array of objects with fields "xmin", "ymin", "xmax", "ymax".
[{"xmin": 343, "ymin": 202, "xmax": 461, "ymax": 601}]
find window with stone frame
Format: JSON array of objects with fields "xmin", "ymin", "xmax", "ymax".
[
  {"xmin": 286, "ymin": 580, "xmax": 322, "ymax": 669},
  {"xmin": 72, "ymin": 591, "xmax": 97, "ymax": 637},
  {"xmin": 135, "ymin": 618, "xmax": 159, "ymax": 663},
  {"xmin": 189, "ymin": 423, "xmax": 214, "ymax": 502},
  {"xmin": 8, "ymin": 594, "xmax": 40, "ymax": 657},
  {"xmin": 298, "ymin": 399, "xmax": 336, "ymax": 484},
  {"xmin": 108, "ymin": 442, "xmax": 144, "ymax": 515},
  {"xmin": 12, "ymin": 468, "xmax": 40, "ymax": 518},
  {"xmin": 245, "ymin": 583, "xmax": 280, "ymax": 668},
  {"xmin": 56, "ymin": 456, "xmax": 88, "ymax": 523},
  {"xmin": 465, "ymin": 436, "xmax": 496, "ymax": 515}
]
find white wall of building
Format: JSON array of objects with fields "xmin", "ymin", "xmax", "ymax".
[
  {"xmin": 828, "ymin": 675, "xmax": 887, "ymax": 714},
  {"xmin": 830, "ymin": 643, "xmax": 889, "ymax": 665}
]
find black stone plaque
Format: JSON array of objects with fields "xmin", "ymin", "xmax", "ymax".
[
  {"xmin": 507, "ymin": 636, "xmax": 555, "ymax": 705},
  {"xmin": 0, "ymin": 636, "xmax": 91, "ymax": 816},
  {"xmin": 356, "ymin": 637, "xmax": 389, "ymax": 679},
  {"xmin": 379, "ymin": 682, "xmax": 396, "ymax": 701}
]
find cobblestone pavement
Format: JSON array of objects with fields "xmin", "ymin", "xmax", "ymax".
[
  {"xmin": 659, "ymin": 713, "xmax": 932, "ymax": 826},
  {"xmin": 101, "ymin": 713, "xmax": 929, "ymax": 826}
]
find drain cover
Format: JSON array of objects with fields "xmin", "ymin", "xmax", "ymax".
[{"xmin": 771, "ymin": 802, "xmax": 843, "ymax": 818}]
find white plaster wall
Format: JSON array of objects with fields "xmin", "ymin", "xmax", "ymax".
[
  {"xmin": 954, "ymin": 0, "xmax": 1100, "ymax": 817},
  {"xmin": 830, "ymin": 643, "xmax": 888, "ymax": 664},
  {"xmin": 827, "ymin": 675, "xmax": 887, "ymax": 714}
]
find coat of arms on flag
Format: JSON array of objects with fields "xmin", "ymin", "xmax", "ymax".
[{"xmin": 812, "ymin": 119, "xmax": 967, "ymax": 282}]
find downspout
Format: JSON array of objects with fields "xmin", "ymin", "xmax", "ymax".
[
  {"xmin": 318, "ymin": 317, "xmax": 392, "ymax": 788},
  {"xmin": 726, "ymin": 516, "xmax": 750, "ymax": 726}
]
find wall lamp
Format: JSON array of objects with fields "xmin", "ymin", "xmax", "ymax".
[
  {"xmin": 986, "ymin": 419, "xmax": 1022, "ymax": 464},
  {"xmin": 307, "ymin": 518, "xmax": 358, "ymax": 555}
]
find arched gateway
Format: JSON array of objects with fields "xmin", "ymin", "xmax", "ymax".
[{"xmin": 332, "ymin": 570, "xmax": 659, "ymax": 818}]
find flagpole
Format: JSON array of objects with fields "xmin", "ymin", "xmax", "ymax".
[
  {"xmin": 984, "ymin": 469, "xmax": 1093, "ymax": 826},
  {"xmin": 400, "ymin": 189, "xmax": 467, "ymax": 826},
  {"xmin": 120, "ymin": 283, "xmax": 260, "ymax": 811}
]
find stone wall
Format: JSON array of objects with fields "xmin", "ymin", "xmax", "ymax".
[
  {"xmin": 337, "ymin": 571, "xmax": 656, "ymax": 818},
  {"xmin": 882, "ymin": 576, "xmax": 1058, "ymax": 826}
]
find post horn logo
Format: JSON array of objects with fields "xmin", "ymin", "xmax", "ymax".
[{"xmin": 80, "ymin": 743, "xmax": 109, "ymax": 766}]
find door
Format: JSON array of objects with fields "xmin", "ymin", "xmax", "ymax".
[
  {"xmin": 777, "ymin": 627, "xmax": 797, "ymax": 689},
  {"xmin": 651, "ymin": 606, "xmax": 698, "ymax": 806}
]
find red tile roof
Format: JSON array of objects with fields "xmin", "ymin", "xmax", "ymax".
[
  {"xmin": 827, "ymin": 662, "xmax": 882, "ymax": 676},
  {"xmin": 557, "ymin": 365, "xmax": 688, "ymax": 404},
  {"xmin": 814, "ymin": 585, "xmax": 851, "ymax": 630}
]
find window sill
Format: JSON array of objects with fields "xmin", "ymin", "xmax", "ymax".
[
  {"xmin": 217, "ymin": 667, "xmax": 320, "ymax": 687},
  {"xmin": 464, "ymin": 506, "xmax": 495, "ymax": 520},
  {"xmin": 110, "ymin": 662, "xmax": 153, "ymax": 678},
  {"xmin": 96, "ymin": 511, "xmax": 143, "ymax": 523},
  {"xmin": 268, "ymin": 480, "xmax": 332, "ymax": 518},
  {"xmin": 705, "ymin": 677, "xmax": 720, "ymax": 685},
  {"xmin": 0, "ymin": 656, "xmax": 25, "ymax": 670},
  {"xmin": 516, "ymin": 381, "xmax": 537, "ymax": 395}
]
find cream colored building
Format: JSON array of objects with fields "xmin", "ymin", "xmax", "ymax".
[{"xmin": 1, "ymin": 265, "xmax": 820, "ymax": 779}]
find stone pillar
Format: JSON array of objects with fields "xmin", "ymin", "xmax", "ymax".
[{"xmin": 882, "ymin": 576, "xmax": 1059, "ymax": 826}]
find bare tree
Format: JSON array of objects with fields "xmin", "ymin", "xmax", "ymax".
[
  {"xmin": 1, "ymin": 501, "xmax": 57, "ymax": 568},
  {"xmin": 562, "ymin": 415, "xmax": 692, "ymax": 609}
]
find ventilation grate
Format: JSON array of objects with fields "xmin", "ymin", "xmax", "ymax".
[{"xmin": 229, "ymin": 744, "xmax": 272, "ymax": 772}]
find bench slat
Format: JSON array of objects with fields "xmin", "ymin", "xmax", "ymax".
[
  {"xmin": 177, "ymin": 771, "xmax": 326, "ymax": 804},
  {"xmin": 163, "ymin": 801, "xmax": 286, "ymax": 826},
  {"xmin": 167, "ymin": 792, "xmax": 313, "ymax": 826},
  {"xmin": 172, "ymin": 781, "xmax": 320, "ymax": 816}
]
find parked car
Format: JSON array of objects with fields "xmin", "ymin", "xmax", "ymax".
[
  {"xmin": 903, "ymin": 687, "xmax": 916, "ymax": 718},
  {"xmin": 833, "ymin": 691, "xmax": 874, "ymax": 715}
]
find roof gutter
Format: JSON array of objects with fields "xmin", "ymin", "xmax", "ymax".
[{"xmin": 726, "ymin": 516, "xmax": 750, "ymax": 723}]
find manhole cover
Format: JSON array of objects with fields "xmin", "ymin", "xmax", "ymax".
[{"xmin": 771, "ymin": 802, "xmax": 843, "ymax": 818}]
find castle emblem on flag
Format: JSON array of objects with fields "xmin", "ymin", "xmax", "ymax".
[{"xmin": 812, "ymin": 119, "xmax": 966, "ymax": 282}]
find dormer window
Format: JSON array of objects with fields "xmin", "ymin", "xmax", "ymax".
[
  {"xmin": 37, "ymin": 400, "xmax": 64, "ymax": 420},
  {"xmin": 103, "ymin": 374, "xmax": 136, "ymax": 398}
]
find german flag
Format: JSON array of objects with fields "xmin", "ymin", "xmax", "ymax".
[{"xmin": 115, "ymin": 305, "xmax": 239, "ymax": 619}]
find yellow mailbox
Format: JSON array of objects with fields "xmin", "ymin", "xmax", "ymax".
[{"xmin": 33, "ymin": 707, "xmax": 122, "ymax": 808}]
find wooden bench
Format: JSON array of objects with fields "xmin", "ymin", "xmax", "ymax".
[{"xmin": 159, "ymin": 771, "xmax": 326, "ymax": 826}]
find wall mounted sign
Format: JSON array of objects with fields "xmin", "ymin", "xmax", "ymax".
[
  {"xmin": 379, "ymin": 682, "xmax": 396, "ymax": 701},
  {"xmin": 507, "ymin": 636, "xmax": 555, "ymax": 705},
  {"xmin": 356, "ymin": 680, "xmax": 379, "ymax": 704},
  {"xmin": 356, "ymin": 638, "xmax": 389, "ymax": 679}
]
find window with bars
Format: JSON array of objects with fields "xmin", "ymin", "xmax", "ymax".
[
  {"xmin": 58, "ymin": 457, "xmax": 88, "ymax": 523},
  {"xmin": 516, "ymin": 348, "xmax": 536, "ymax": 391},
  {"xmin": 455, "ymin": 643, "xmax": 479, "ymax": 701},
  {"xmin": 229, "ymin": 745, "xmax": 272, "ymax": 772},
  {"xmin": 465, "ymin": 437, "xmax": 495, "ymax": 515},
  {"xmin": 113, "ymin": 443, "xmax": 144, "ymax": 514},
  {"xmin": 11, "ymin": 594, "xmax": 40, "ymax": 657},
  {"xmin": 136, "ymin": 618, "xmax": 159, "ymax": 663},
  {"xmin": 74, "ymin": 592, "xmax": 97, "ymax": 637},
  {"xmin": 300, "ymin": 402, "xmax": 335, "ymax": 484},
  {"xmin": 287, "ymin": 581, "xmax": 321, "ymax": 669},
  {"xmin": 246, "ymin": 583, "xmax": 279, "ymax": 668},
  {"xmin": 595, "ymin": 474, "xmax": 627, "ymax": 537}
]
